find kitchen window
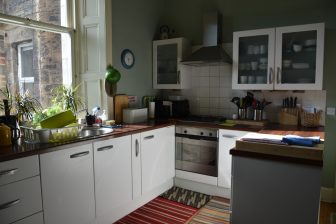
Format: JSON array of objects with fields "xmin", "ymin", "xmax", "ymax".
[{"xmin": 0, "ymin": 0, "xmax": 75, "ymax": 107}]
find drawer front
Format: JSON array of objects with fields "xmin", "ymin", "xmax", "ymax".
[
  {"xmin": 13, "ymin": 212, "xmax": 44, "ymax": 224},
  {"xmin": 0, "ymin": 156, "xmax": 39, "ymax": 186},
  {"xmin": 0, "ymin": 176, "xmax": 42, "ymax": 224}
]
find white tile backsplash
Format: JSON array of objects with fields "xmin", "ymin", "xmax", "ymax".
[{"xmin": 163, "ymin": 64, "xmax": 326, "ymax": 125}]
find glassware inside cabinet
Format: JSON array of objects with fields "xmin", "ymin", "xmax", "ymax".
[
  {"xmin": 238, "ymin": 35, "xmax": 269, "ymax": 84},
  {"xmin": 156, "ymin": 43, "xmax": 178, "ymax": 84},
  {"xmin": 281, "ymin": 30, "xmax": 317, "ymax": 84}
]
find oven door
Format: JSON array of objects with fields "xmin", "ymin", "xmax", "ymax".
[{"xmin": 176, "ymin": 135, "xmax": 218, "ymax": 177}]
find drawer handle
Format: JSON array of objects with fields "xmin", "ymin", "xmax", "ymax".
[
  {"xmin": 144, "ymin": 135, "xmax": 154, "ymax": 140},
  {"xmin": 0, "ymin": 168, "xmax": 18, "ymax": 177},
  {"xmin": 135, "ymin": 139, "xmax": 139, "ymax": 157},
  {"xmin": 70, "ymin": 151, "xmax": 90, "ymax": 158},
  {"xmin": 222, "ymin": 134, "xmax": 237, "ymax": 139},
  {"xmin": 97, "ymin": 145, "xmax": 113, "ymax": 152},
  {"xmin": 0, "ymin": 199, "xmax": 20, "ymax": 210}
]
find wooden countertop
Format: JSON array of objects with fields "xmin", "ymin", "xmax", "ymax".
[
  {"xmin": 0, "ymin": 121, "xmax": 172, "ymax": 162},
  {"xmin": 231, "ymin": 135, "xmax": 324, "ymax": 166},
  {"xmin": 0, "ymin": 119, "xmax": 325, "ymax": 163}
]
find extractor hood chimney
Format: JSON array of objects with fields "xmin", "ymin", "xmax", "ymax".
[{"xmin": 181, "ymin": 12, "xmax": 232, "ymax": 65}]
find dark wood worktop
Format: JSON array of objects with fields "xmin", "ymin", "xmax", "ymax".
[
  {"xmin": 0, "ymin": 121, "xmax": 172, "ymax": 162},
  {"xmin": 0, "ymin": 119, "xmax": 324, "ymax": 163}
]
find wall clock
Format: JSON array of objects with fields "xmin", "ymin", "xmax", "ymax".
[{"xmin": 121, "ymin": 49, "xmax": 135, "ymax": 69}]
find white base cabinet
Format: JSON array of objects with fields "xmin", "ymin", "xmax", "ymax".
[
  {"xmin": 218, "ymin": 129, "xmax": 248, "ymax": 189},
  {"xmin": 40, "ymin": 144, "xmax": 95, "ymax": 224},
  {"xmin": 140, "ymin": 126, "xmax": 175, "ymax": 195},
  {"xmin": 94, "ymin": 135, "xmax": 132, "ymax": 222}
]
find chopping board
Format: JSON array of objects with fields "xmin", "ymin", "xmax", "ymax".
[{"xmin": 114, "ymin": 94, "xmax": 128, "ymax": 123}]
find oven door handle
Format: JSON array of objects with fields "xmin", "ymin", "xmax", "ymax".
[{"xmin": 175, "ymin": 133, "xmax": 217, "ymax": 142}]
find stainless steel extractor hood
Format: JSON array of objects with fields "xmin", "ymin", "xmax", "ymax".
[{"xmin": 181, "ymin": 12, "xmax": 232, "ymax": 65}]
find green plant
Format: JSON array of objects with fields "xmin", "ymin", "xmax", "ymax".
[
  {"xmin": 0, "ymin": 85, "xmax": 13, "ymax": 111},
  {"xmin": 51, "ymin": 84, "xmax": 85, "ymax": 114}
]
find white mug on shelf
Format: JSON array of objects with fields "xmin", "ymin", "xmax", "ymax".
[
  {"xmin": 251, "ymin": 61, "xmax": 258, "ymax": 70},
  {"xmin": 260, "ymin": 45, "xmax": 267, "ymax": 54},
  {"xmin": 240, "ymin": 75, "xmax": 248, "ymax": 84}
]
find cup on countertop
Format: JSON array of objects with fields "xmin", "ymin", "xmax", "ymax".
[
  {"xmin": 248, "ymin": 75, "xmax": 256, "ymax": 84},
  {"xmin": 251, "ymin": 61, "xmax": 258, "ymax": 70},
  {"xmin": 240, "ymin": 75, "xmax": 248, "ymax": 84}
]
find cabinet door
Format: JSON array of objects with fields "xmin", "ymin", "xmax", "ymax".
[
  {"xmin": 274, "ymin": 23, "xmax": 324, "ymax": 90},
  {"xmin": 94, "ymin": 135, "xmax": 132, "ymax": 218},
  {"xmin": 218, "ymin": 130, "xmax": 248, "ymax": 188},
  {"xmin": 153, "ymin": 38, "xmax": 190, "ymax": 89},
  {"xmin": 40, "ymin": 144, "xmax": 95, "ymax": 224},
  {"xmin": 141, "ymin": 126, "xmax": 175, "ymax": 194},
  {"xmin": 232, "ymin": 28, "xmax": 275, "ymax": 90}
]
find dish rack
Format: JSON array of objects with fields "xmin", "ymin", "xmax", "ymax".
[{"xmin": 21, "ymin": 125, "xmax": 83, "ymax": 143}]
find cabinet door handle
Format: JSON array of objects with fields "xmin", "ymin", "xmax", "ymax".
[
  {"xmin": 222, "ymin": 134, "xmax": 237, "ymax": 139},
  {"xmin": 0, "ymin": 199, "xmax": 20, "ymax": 210},
  {"xmin": 135, "ymin": 139, "xmax": 139, "ymax": 157},
  {"xmin": 144, "ymin": 135, "xmax": 154, "ymax": 140},
  {"xmin": 177, "ymin": 71, "xmax": 180, "ymax": 84},
  {"xmin": 70, "ymin": 151, "xmax": 90, "ymax": 158},
  {"xmin": 0, "ymin": 168, "xmax": 18, "ymax": 177},
  {"xmin": 97, "ymin": 145, "xmax": 113, "ymax": 152},
  {"xmin": 277, "ymin": 67, "xmax": 281, "ymax": 84},
  {"xmin": 269, "ymin": 67, "xmax": 274, "ymax": 84}
]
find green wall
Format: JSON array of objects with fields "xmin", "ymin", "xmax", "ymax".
[
  {"xmin": 111, "ymin": 0, "xmax": 336, "ymax": 187},
  {"xmin": 161, "ymin": 0, "xmax": 336, "ymax": 187},
  {"xmin": 111, "ymin": 0, "xmax": 163, "ymax": 105}
]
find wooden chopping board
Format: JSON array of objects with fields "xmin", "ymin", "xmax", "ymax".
[{"xmin": 114, "ymin": 94, "xmax": 128, "ymax": 123}]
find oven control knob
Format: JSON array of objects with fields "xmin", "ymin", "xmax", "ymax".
[
  {"xmin": 209, "ymin": 133, "xmax": 213, "ymax": 136},
  {"xmin": 200, "ymin": 132, "xmax": 204, "ymax": 135},
  {"xmin": 184, "ymin": 130, "xmax": 187, "ymax": 134}
]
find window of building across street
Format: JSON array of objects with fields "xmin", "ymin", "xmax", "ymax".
[{"xmin": 0, "ymin": 0, "xmax": 74, "ymax": 109}]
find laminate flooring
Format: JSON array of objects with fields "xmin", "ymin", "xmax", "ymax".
[{"xmin": 320, "ymin": 202, "xmax": 336, "ymax": 224}]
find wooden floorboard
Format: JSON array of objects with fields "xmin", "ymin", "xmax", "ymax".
[{"xmin": 320, "ymin": 202, "xmax": 336, "ymax": 224}]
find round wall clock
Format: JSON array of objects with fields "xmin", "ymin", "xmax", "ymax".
[{"xmin": 121, "ymin": 49, "xmax": 135, "ymax": 69}]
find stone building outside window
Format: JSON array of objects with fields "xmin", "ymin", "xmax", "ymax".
[{"xmin": 0, "ymin": 0, "xmax": 73, "ymax": 109}]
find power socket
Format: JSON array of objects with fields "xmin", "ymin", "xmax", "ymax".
[{"xmin": 326, "ymin": 107, "xmax": 336, "ymax": 116}]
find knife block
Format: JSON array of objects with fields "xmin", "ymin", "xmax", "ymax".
[{"xmin": 279, "ymin": 108, "xmax": 299, "ymax": 126}]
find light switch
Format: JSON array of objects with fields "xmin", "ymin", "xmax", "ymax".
[{"xmin": 326, "ymin": 107, "xmax": 336, "ymax": 116}]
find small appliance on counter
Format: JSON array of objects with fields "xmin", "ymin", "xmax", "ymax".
[
  {"xmin": 123, "ymin": 108, "xmax": 148, "ymax": 124},
  {"xmin": 154, "ymin": 99, "xmax": 189, "ymax": 119}
]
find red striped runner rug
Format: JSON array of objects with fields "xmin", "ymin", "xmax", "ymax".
[{"xmin": 115, "ymin": 197, "xmax": 199, "ymax": 224}]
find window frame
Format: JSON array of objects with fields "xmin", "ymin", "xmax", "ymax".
[
  {"xmin": 17, "ymin": 42, "xmax": 34, "ymax": 94},
  {"xmin": 0, "ymin": 0, "xmax": 76, "ymax": 87}
]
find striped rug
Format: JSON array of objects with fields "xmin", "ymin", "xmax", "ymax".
[
  {"xmin": 187, "ymin": 196, "xmax": 231, "ymax": 224},
  {"xmin": 115, "ymin": 197, "xmax": 198, "ymax": 224},
  {"xmin": 160, "ymin": 186, "xmax": 212, "ymax": 209}
]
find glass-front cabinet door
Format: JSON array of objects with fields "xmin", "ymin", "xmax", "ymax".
[
  {"xmin": 153, "ymin": 38, "xmax": 190, "ymax": 89},
  {"xmin": 274, "ymin": 23, "xmax": 325, "ymax": 90},
  {"xmin": 232, "ymin": 28, "xmax": 275, "ymax": 90}
]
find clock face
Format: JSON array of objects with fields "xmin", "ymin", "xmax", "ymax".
[{"xmin": 121, "ymin": 49, "xmax": 135, "ymax": 69}]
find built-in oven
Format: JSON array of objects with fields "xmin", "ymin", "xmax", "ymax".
[{"xmin": 175, "ymin": 126, "xmax": 218, "ymax": 185}]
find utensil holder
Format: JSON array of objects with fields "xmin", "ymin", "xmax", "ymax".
[
  {"xmin": 279, "ymin": 108, "xmax": 299, "ymax": 126},
  {"xmin": 238, "ymin": 108, "xmax": 247, "ymax": 120},
  {"xmin": 300, "ymin": 109, "xmax": 322, "ymax": 127},
  {"xmin": 253, "ymin": 109, "xmax": 263, "ymax": 121}
]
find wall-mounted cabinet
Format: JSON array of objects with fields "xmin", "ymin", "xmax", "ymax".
[
  {"xmin": 153, "ymin": 38, "xmax": 191, "ymax": 89},
  {"xmin": 232, "ymin": 23, "xmax": 324, "ymax": 90}
]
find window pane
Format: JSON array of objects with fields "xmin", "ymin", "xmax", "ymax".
[
  {"xmin": 0, "ymin": 23, "xmax": 72, "ymax": 108},
  {"xmin": 0, "ymin": 0, "xmax": 68, "ymax": 27}
]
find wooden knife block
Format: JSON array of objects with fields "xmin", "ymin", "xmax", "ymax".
[
  {"xmin": 114, "ymin": 94, "xmax": 128, "ymax": 124},
  {"xmin": 279, "ymin": 108, "xmax": 299, "ymax": 126}
]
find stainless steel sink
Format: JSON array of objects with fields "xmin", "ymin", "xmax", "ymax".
[{"xmin": 79, "ymin": 127, "xmax": 113, "ymax": 138}]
